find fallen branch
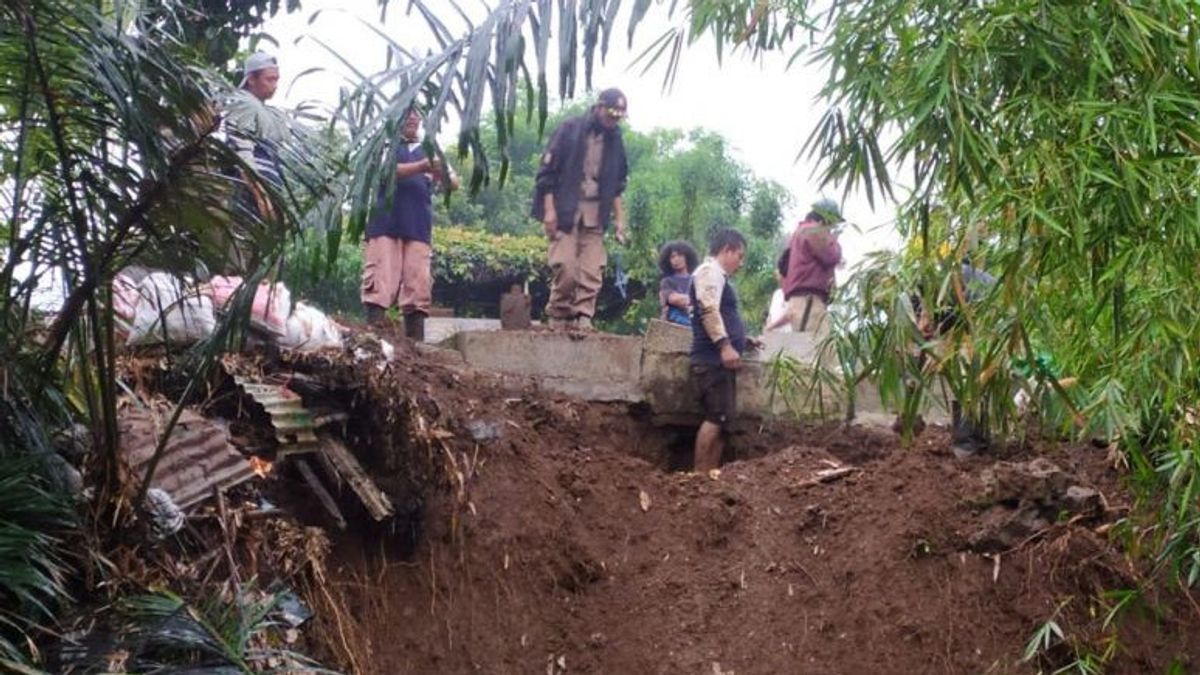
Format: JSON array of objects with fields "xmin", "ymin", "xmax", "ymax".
[{"xmin": 794, "ymin": 467, "xmax": 858, "ymax": 489}]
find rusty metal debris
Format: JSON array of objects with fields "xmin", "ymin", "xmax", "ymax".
[
  {"xmin": 234, "ymin": 376, "xmax": 320, "ymax": 456},
  {"xmin": 120, "ymin": 405, "xmax": 256, "ymax": 510}
]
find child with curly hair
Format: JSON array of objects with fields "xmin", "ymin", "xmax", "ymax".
[{"xmin": 658, "ymin": 240, "xmax": 699, "ymax": 326}]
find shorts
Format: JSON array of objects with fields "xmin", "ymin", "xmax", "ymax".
[{"xmin": 692, "ymin": 363, "xmax": 737, "ymax": 430}]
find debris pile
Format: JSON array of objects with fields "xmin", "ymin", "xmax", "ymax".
[{"xmin": 968, "ymin": 457, "xmax": 1106, "ymax": 552}]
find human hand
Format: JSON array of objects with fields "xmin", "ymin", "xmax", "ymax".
[
  {"xmin": 720, "ymin": 343, "xmax": 742, "ymax": 370},
  {"xmin": 615, "ymin": 221, "xmax": 628, "ymax": 245},
  {"xmin": 543, "ymin": 217, "xmax": 560, "ymax": 241}
]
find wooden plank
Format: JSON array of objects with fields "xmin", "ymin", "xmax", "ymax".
[
  {"xmin": 319, "ymin": 436, "xmax": 395, "ymax": 521},
  {"xmin": 296, "ymin": 458, "xmax": 346, "ymax": 530}
]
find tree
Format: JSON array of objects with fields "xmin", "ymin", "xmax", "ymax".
[
  {"xmin": 1, "ymin": 0, "xmax": 309, "ymax": 667},
  {"xmin": 678, "ymin": 0, "xmax": 1200, "ymax": 582}
]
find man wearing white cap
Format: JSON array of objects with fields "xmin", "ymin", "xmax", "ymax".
[
  {"xmin": 240, "ymin": 51, "xmax": 280, "ymax": 103},
  {"xmin": 223, "ymin": 52, "xmax": 286, "ymax": 271}
]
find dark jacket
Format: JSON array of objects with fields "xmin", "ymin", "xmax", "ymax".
[
  {"xmin": 782, "ymin": 219, "xmax": 842, "ymax": 303},
  {"xmin": 531, "ymin": 112, "xmax": 628, "ymax": 233}
]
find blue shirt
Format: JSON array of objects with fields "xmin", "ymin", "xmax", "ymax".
[{"xmin": 366, "ymin": 142, "xmax": 434, "ymax": 243}]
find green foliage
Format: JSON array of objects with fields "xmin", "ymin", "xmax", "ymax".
[
  {"xmin": 142, "ymin": 0, "xmax": 302, "ymax": 68},
  {"xmin": 284, "ymin": 230, "xmax": 367, "ymax": 318},
  {"xmin": 1022, "ymin": 617, "xmax": 1064, "ymax": 665},
  {"xmin": 69, "ymin": 585, "xmax": 334, "ymax": 673},
  {"xmin": 667, "ymin": 0, "xmax": 1200, "ymax": 582},
  {"xmin": 0, "ymin": 453, "xmax": 74, "ymax": 668},
  {"xmin": 434, "ymin": 226, "xmax": 547, "ymax": 284},
  {"xmin": 1, "ymin": 0, "xmax": 317, "ymax": 666}
]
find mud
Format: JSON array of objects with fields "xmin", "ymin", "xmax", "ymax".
[
  {"xmin": 169, "ymin": 331, "xmax": 1190, "ymax": 672},
  {"xmin": 272, "ymin": 340, "xmax": 1200, "ymax": 674}
]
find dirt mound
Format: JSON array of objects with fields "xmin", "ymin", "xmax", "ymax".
[{"xmin": 274, "ymin": 340, "xmax": 1198, "ymax": 674}]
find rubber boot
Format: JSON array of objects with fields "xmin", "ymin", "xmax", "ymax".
[
  {"xmin": 364, "ymin": 303, "xmax": 387, "ymax": 326},
  {"xmin": 404, "ymin": 311, "xmax": 426, "ymax": 342},
  {"xmin": 951, "ymin": 400, "xmax": 983, "ymax": 458}
]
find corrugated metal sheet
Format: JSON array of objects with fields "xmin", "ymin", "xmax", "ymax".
[
  {"xmin": 235, "ymin": 377, "xmax": 319, "ymax": 456},
  {"xmin": 120, "ymin": 406, "xmax": 255, "ymax": 510}
]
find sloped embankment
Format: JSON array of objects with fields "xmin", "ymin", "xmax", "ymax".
[{"xmin": 284, "ymin": 339, "xmax": 1198, "ymax": 674}]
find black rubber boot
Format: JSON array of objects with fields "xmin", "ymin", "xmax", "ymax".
[
  {"xmin": 364, "ymin": 303, "xmax": 387, "ymax": 326},
  {"xmin": 404, "ymin": 312, "xmax": 426, "ymax": 342},
  {"xmin": 951, "ymin": 400, "xmax": 986, "ymax": 458}
]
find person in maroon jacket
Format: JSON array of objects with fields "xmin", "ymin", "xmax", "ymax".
[{"xmin": 768, "ymin": 199, "xmax": 844, "ymax": 340}]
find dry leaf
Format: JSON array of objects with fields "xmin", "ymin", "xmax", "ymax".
[{"xmin": 638, "ymin": 489, "xmax": 652, "ymax": 512}]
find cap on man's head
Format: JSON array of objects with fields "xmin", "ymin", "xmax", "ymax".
[
  {"xmin": 812, "ymin": 198, "xmax": 843, "ymax": 224},
  {"xmin": 239, "ymin": 51, "xmax": 278, "ymax": 87},
  {"xmin": 596, "ymin": 88, "xmax": 627, "ymax": 110}
]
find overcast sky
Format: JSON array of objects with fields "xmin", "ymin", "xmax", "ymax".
[{"xmin": 260, "ymin": 0, "xmax": 901, "ymax": 268}]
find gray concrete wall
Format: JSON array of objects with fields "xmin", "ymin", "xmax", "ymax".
[
  {"xmin": 639, "ymin": 320, "xmax": 847, "ymax": 425},
  {"xmin": 447, "ymin": 320, "xmax": 947, "ymax": 426},
  {"xmin": 451, "ymin": 330, "xmax": 644, "ymax": 402}
]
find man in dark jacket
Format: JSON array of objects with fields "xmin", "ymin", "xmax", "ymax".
[
  {"xmin": 223, "ymin": 51, "xmax": 286, "ymax": 273},
  {"xmin": 531, "ymin": 88, "xmax": 629, "ymax": 331}
]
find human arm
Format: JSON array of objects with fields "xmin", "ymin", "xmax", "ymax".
[
  {"xmin": 396, "ymin": 156, "xmax": 435, "ymax": 180},
  {"xmin": 428, "ymin": 155, "xmax": 460, "ymax": 192},
  {"xmin": 542, "ymin": 193, "xmax": 558, "ymax": 239},
  {"xmin": 533, "ymin": 122, "xmax": 570, "ymax": 237},
  {"xmin": 693, "ymin": 265, "xmax": 741, "ymax": 368},
  {"xmin": 659, "ymin": 278, "xmax": 690, "ymax": 310},
  {"xmin": 613, "ymin": 196, "xmax": 626, "ymax": 244}
]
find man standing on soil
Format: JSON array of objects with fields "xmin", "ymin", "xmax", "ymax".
[
  {"xmin": 690, "ymin": 229, "xmax": 760, "ymax": 474},
  {"xmin": 779, "ymin": 199, "xmax": 844, "ymax": 340},
  {"xmin": 531, "ymin": 88, "xmax": 630, "ymax": 331},
  {"xmin": 361, "ymin": 105, "xmax": 459, "ymax": 341}
]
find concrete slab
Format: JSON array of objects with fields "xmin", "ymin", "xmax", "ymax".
[
  {"xmin": 450, "ymin": 330, "xmax": 644, "ymax": 402},
  {"xmin": 446, "ymin": 320, "xmax": 949, "ymax": 428},
  {"xmin": 425, "ymin": 317, "xmax": 501, "ymax": 345},
  {"xmin": 639, "ymin": 320, "xmax": 845, "ymax": 421}
]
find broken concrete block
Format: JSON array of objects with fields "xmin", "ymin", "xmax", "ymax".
[
  {"xmin": 980, "ymin": 458, "xmax": 1070, "ymax": 507},
  {"xmin": 968, "ymin": 504, "xmax": 1052, "ymax": 553},
  {"xmin": 1062, "ymin": 485, "xmax": 1102, "ymax": 516}
]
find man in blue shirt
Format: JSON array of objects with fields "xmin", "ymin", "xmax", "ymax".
[{"xmin": 361, "ymin": 106, "xmax": 459, "ymax": 340}]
